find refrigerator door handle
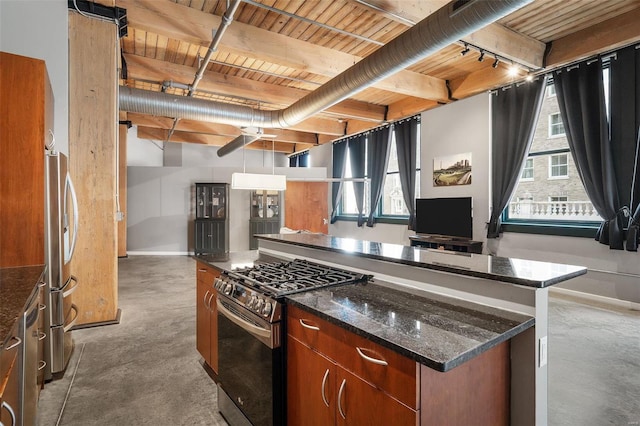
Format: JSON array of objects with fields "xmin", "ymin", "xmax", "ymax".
[
  {"xmin": 63, "ymin": 304, "xmax": 79, "ymax": 332},
  {"xmin": 64, "ymin": 173, "xmax": 79, "ymax": 263}
]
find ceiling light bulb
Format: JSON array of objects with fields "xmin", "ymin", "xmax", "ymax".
[
  {"xmin": 508, "ymin": 65, "xmax": 519, "ymax": 77},
  {"xmin": 478, "ymin": 51, "xmax": 485, "ymax": 62},
  {"xmin": 525, "ymin": 74, "xmax": 534, "ymax": 82}
]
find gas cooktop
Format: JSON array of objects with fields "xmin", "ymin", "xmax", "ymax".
[{"xmin": 226, "ymin": 258, "xmax": 370, "ymax": 297}]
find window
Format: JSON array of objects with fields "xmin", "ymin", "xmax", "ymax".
[
  {"xmin": 547, "ymin": 84, "xmax": 556, "ymax": 97},
  {"xmin": 549, "ymin": 112, "xmax": 565, "ymax": 137},
  {"xmin": 502, "ymin": 79, "xmax": 603, "ymax": 236},
  {"xmin": 380, "ymin": 131, "xmax": 421, "ymax": 217},
  {"xmin": 338, "ymin": 117, "xmax": 421, "ymax": 223},
  {"xmin": 520, "ymin": 158, "xmax": 534, "ymax": 181},
  {"xmin": 549, "ymin": 154, "xmax": 568, "ymax": 178}
]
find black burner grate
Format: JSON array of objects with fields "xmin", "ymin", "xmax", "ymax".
[{"xmin": 229, "ymin": 259, "xmax": 369, "ymax": 296}]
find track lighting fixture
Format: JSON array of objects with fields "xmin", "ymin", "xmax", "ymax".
[
  {"xmin": 492, "ymin": 56, "xmax": 499, "ymax": 68},
  {"xmin": 508, "ymin": 64, "xmax": 520, "ymax": 77},
  {"xmin": 460, "ymin": 43, "xmax": 470, "ymax": 56},
  {"xmin": 478, "ymin": 50, "xmax": 485, "ymax": 62}
]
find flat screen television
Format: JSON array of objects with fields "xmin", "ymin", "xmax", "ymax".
[{"xmin": 415, "ymin": 197, "xmax": 473, "ymax": 240}]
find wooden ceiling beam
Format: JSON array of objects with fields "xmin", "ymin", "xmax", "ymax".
[
  {"xmin": 545, "ymin": 7, "xmax": 640, "ymax": 69},
  {"xmin": 449, "ymin": 64, "xmax": 528, "ymax": 100},
  {"xmin": 118, "ymin": 0, "xmax": 449, "ymax": 102},
  {"xmin": 124, "ymin": 54, "xmax": 386, "ymax": 122},
  {"xmin": 386, "ymin": 97, "xmax": 439, "ymax": 121},
  {"xmin": 351, "ymin": 0, "xmax": 545, "ymax": 69},
  {"xmin": 136, "ymin": 126, "xmax": 298, "ymax": 153},
  {"xmin": 128, "ymin": 112, "xmax": 319, "ymax": 145}
]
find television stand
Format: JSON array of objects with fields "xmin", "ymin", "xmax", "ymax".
[{"xmin": 409, "ymin": 234, "xmax": 483, "ymax": 254}]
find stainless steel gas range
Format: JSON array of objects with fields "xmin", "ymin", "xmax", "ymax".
[{"xmin": 213, "ymin": 259, "xmax": 369, "ymax": 426}]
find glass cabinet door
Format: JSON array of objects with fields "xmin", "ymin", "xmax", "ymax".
[
  {"xmin": 251, "ymin": 190, "xmax": 280, "ymax": 219},
  {"xmin": 196, "ymin": 183, "xmax": 227, "ymax": 219}
]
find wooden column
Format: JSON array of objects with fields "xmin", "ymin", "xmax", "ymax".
[
  {"xmin": 118, "ymin": 112, "xmax": 128, "ymax": 258},
  {"xmin": 68, "ymin": 12, "xmax": 118, "ymax": 326}
]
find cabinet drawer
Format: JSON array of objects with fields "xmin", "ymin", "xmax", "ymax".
[
  {"xmin": 287, "ymin": 305, "xmax": 341, "ymax": 361},
  {"xmin": 332, "ymin": 327, "xmax": 419, "ymax": 410},
  {"xmin": 288, "ymin": 305, "xmax": 419, "ymax": 410},
  {"xmin": 196, "ymin": 262, "xmax": 219, "ymax": 285}
]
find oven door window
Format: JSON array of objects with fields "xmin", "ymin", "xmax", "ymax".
[{"xmin": 217, "ymin": 296, "xmax": 283, "ymax": 426}]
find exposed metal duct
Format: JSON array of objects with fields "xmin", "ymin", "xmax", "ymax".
[{"xmin": 119, "ymin": 0, "xmax": 532, "ymax": 156}]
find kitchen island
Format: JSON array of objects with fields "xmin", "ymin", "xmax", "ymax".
[{"xmin": 255, "ymin": 233, "xmax": 587, "ymax": 426}]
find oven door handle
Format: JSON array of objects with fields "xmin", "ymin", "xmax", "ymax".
[{"xmin": 217, "ymin": 299, "xmax": 271, "ymax": 340}]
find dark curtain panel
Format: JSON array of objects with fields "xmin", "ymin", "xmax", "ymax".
[
  {"xmin": 395, "ymin": 117, "xmax": 419, "ymax": 230},
  {"xmin": 488, "ymin": 76, "xmax": 547, "ymax": 238},
  {"xmin": 366, "ymin": 126, "xmax": 392, "ymax": 227},
  {"xmin": 610, "ymin": 45, "xmax": 640, "ymax": 251},
  {"xmin": 349, "ymin": 134, "xmax": 367, "ymax": 226},
  {"xmin": 289, "ymin": 155, "xmax": 297, "ymax": 167},
  {"xmin": 555, "ymin": 60, "xmax": 624, "ymax": 249},
  {"xmin": 330, "ymin": 140, "xmax": 348, "ymax": 223},
  {"xmin": 299, "ymin": 152, "xmax": 309, "ymax": 167}
]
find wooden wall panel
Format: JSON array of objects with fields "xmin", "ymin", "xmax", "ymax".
[
  {"xmin": 0, "ymin": 52, "xmax": 50, "ymax": 268},
  {"xmin": 118, "ymin": 112, "xmax": 128, "ymax": 258},
  {"xmin": 68, "ymin": 12, "xmax": 118, "ymax": 325},
  {"xmin": 284, "ymin": 182, "xmax": 329, "ymax": 234}
]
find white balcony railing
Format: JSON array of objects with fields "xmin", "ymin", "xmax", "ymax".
[{"xmin": 508, "ymin": 200, "xmax": 603, "ymax": 221}]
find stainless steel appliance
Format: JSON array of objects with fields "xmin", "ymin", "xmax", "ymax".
[
  {"xmin": 44, "ymin": 151, "xmax": 79, "ymax": 380},
  {"xmin": 214, "ymin": 259, "xmax": 369, "ymax": 426}
]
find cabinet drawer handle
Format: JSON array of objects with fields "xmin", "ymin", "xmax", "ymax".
[
  {"xmin": 198, "ymin": 269, "xmax": 207, "ymax": 273},
  {"xmin": 1, "ymin": 400, "xmax": 16, "ymax": 426},
  {"xmin": 38, "ymin": 280, "xmax": 47, "ymax": 288},
  {"xmin": 356, "ymin": 347, "xmax": 388, "ymax": 366},
  {"xmin": 338, "ymin": 379, "xmax": 347, "ymax": 420},
  {"xmin": 38, "ymin": 360, "xmax": 47, "ymax": 371},
  {"xmin": 203, "ymin": 290, "xmax": 210, "ymax": 307},
  {"xmin": 207, "ymin": 293, "xmax": 215, "ymax": 311},
  {"xmin": 39, "ymin": 303, "xmax": 47, "ymax": 312},
  {"xmin": 38, "ymin": 331, "xmax": 47, "ymax": 341},
  {"xmin": 321, "ymin": 369, "xmax": 330, "ymax": 407},
  {"xmin": 299, "ymin": 319, "xmax": 320, "ymax": 331},
  {"xmin": 4, "ymin": 336, "xmax": 21, "ymax": 351}
]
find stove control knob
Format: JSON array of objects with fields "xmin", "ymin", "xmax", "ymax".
[
  {"xmin": 224, "ymin": 284, "xmax": 233, "ymax": 295},
  {"xmin": 254, "ymin": 298, "xmax": 265, "ymax": 312},
  {"xmin": 213, "ymin": 278, "xmax": 223, "ymax": 290},
  {"xmin": 246, "ymin": 295, "xmax": 257, "ymax": 309},
  {"xmin": 261, "ymin": 302, "xmax": 272, "ymax": 317}
]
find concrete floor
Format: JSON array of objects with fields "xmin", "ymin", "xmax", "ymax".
[{"xmin": 37, "ymin": 255, "xmax": 640, "ymax": 425}]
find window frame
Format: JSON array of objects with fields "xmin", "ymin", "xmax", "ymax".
[
  {"xmin": 336, "ymin": 118, "xmax": 421, "ymax": 225},
  {"xmin": 520, "ymin": 157, "xmax": 534, "ymax": 181},
  {"xmin": 548, "ymin": 153, "xmax": 569, "ymax": 179},
  {"xmin": 548, "ymin": 112, "xmax": 566, "ymax": 138}
]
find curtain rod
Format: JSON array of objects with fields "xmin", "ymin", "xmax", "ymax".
[{"xmin": 332, "ymin": 114, "xmax": 420, "ymax": 145}]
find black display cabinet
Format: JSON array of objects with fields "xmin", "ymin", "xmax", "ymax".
[
  {"xmin": 249, "ymin": 190, "xmax": 282, "ymax": 249},
  {"xmin": 194, "ymin": 182, "xmax": 229, "ymax": 255}
]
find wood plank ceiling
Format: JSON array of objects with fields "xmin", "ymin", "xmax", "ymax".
[{"xmin": 116, "ymin": 0, "xmax": 640, "ymax": 155}]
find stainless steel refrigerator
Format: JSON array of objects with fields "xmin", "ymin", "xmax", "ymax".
[{"xmin": 44, "ymin": 151, "xmax": 79, "ymax": 380}]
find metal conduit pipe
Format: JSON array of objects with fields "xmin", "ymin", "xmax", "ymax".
[{"xmin": 119, "ymin": 0, "xmax": 532, "ymax": 156}]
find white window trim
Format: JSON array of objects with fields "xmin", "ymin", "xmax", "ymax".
[
  {"xmin": 520, "ymin": 158, "xmax": 534, "ymax": 181},
  {"xmin": 548, "ymin": 154, "xmax": 568, "ymax": 179},
  {"xmin": 548, "ymin": 113, "xmax": 566, "ymax": 138}
]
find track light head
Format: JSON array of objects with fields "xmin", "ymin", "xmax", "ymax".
[
  {"xmin": 492, "ymin": 56, "xmax": 499, "ymax": 68},
  {"xmin": 478, "ymin": 50, "xmax": 485, "ymax": 62},
  {"xmin": 461, "ymin": 43, "xmax": 470, "ymax": 56}
]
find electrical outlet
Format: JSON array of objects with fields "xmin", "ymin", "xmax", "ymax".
[{"xmin": 539, "ymin": 336, "xmax": 548, "ymax": 367}]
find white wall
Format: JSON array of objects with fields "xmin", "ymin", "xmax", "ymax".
[{"xmin": 1, "ymin": 0, "xmax": 69, "ymax": 154}]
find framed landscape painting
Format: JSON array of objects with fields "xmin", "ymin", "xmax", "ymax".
[{"xmin": 433, "ymin": 152, "xmax": 472, "ymax": 186}]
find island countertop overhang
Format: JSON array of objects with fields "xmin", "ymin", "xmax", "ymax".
[{"xmin": 255, "ymin": 233, "xmax": 587, "ymax": 288}]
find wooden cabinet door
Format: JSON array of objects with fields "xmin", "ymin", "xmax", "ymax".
[
  {"xmin": 196, "ymin": 268, "xmax": 212, "ymax": 364},
  {"xmin": 285, "ymin": 181, "xmax": 328, "ymax": 234},
  {"xmin": 287, "ymin": 336, "xmax": 336, "ymax": 426},
  {"xmin": 335, "ymin": 366, "xmax": 418, "ymax": 426}
]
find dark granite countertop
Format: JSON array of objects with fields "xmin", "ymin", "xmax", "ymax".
[
  {"xmin": 193, "ymin": 251, "xmax": 285, "ymax": 272},
  {"xmin": 1, "ymin": 265, "xmax": 45, "ymax": 348},
  {"xmin": 286, "ymin": 279, "xmax": 534, "ymax": 372},
  {"xmin": 257, "ymin": 233, "xmax": 587, "ymax": 288}
]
